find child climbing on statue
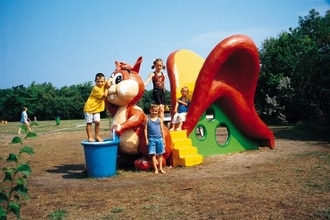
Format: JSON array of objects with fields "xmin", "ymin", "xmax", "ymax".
[
  {"xmin": 170, "ymin": 86, "xmax": 190, "ymax": 131},
  {"xmin": 145, "ymin": 104, "xmax": 166, "ymax": 174},
  {"xmin": 83, "ymin": 72, "xmax": 110, "ymax": 142}
]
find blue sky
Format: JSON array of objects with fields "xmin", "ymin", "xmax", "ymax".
[{"xmin": 0, "ymin": 0, "xmax": 329, "ymax": 90}]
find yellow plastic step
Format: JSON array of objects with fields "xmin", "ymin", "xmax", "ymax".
[
  {"xmin": 173, "ymin": 146, "xmax": 198, "ymax": 156},
  {"xmin": 173, "ymin": 154, "xmax": 203, "ymax": 167},
  {"xmin": 169, "ymin": 130, "xmax": 187, "ymax": 139},
  {"xmin": 172, "ymin": 139, "xmax": 192, "ymax": 149},
  {"xmin": 181, "ymin": 154, "xmax": 203, "ymax": 167},
  {"xmin": 169, "ymin": 129, "xmax": 203, "ymax": 167}
]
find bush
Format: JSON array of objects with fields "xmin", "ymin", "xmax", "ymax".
[{"xmin": 0, "ymin": 132, "xmax": 36, "ymax": 220}]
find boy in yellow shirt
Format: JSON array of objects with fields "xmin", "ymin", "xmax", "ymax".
[{"xmin": 83, "ymin": 72, "xmax": 110, "ymax": 142}]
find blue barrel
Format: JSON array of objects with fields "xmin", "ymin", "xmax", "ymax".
[{"xmin": 81, "ymin": 136, "xmax": 120, "ymax": 178}]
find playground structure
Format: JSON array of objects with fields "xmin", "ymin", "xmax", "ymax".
[
  {"xmin": 82, "ymin": 34, "xmax": 275, "ymax": 175},
  {"xmin": 167, "ymin": 34, "xmax": 274, "ymax": 165}
]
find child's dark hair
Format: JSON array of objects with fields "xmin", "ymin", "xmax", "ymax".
[
  {"xmin": 151, "ymin": 58, "xmax": 166, "ymax": 70},
  {"xmin": 95, "ymin": 72, "xmax": 105, "ymax": 81}
]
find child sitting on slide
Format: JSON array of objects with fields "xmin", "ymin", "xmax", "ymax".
[{"xmin": 170, "ymin": 86, "xmax": 190, "ymax": 131}]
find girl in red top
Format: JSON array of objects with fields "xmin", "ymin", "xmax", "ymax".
[{"xmin": 144, "ymin": 58, "xmax": 166, "ymax": 121}]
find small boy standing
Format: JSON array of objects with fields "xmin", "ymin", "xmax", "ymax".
[
  {"xmin": 18, "ymin": 106, "xmax": 32, "ymax": 134},
  {"xmin": 170, "ymin": 86, "xmax": 190, "ymax": 131},
  {"xmin": 145, "ymin": 104, "xmax": 166, "ymax": 174},
  {"xmin": 83, "ymin": 72, "xmax": 109, "ymax": 142}
]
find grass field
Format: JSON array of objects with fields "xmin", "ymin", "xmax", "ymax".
[
  {"xmin": 0, "ymin": 120, "xmax": 329, "ymax": 219},
  {"xmin": 0, "ymin": 118, "xmax": 112, "ymax": 135}
]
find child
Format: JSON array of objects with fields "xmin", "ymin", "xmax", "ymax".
[
  {"xmin": 83, "ymin": 72, "xmax": 109, "ymax": 142},
  {"xmin": 144, "ymin": 58, "xmax": 166, "ymax": 121},
  {"xmin": 144, "ymin": 104, "xmax": 166, "ymax": 174},
  {"xmin": 18, "ymin": 106, "xmax": 31, "ymax": 134},
  {"xmin": 170, "ymin": 86, "xmax": 190, "ymax": 131}
]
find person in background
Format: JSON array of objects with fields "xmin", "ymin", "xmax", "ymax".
[
  {"xmin": 83, "ymin": 72, "xmax": 110, "ymax": 142},
  {"xmin": 18, "ymin": 106, "xmax": 31, "ymax": 134},
  {"xmin": 144, "ymin": 58, "xmax": 166, "ymax": 121},
  {"xmin": 144, "ymin": 104, "xmax": 166, "ymax": 174},
  {"xmin": 169, "ymin": 86, "xmax": 190, "ymax": 131}
]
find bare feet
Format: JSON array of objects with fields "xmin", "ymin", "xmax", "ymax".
[
  {"xmin": 88, "ymin": 138, "xmax": 95, "ymax": 142},
  {"xmin": 95, "ymin": 137, "xmax": 103, "ymax": 142},
  {"xmin": 154, "ymin": 170, "xmax": 159, "ymax": 174},
  {"xmin": 159, "ymin": 169, "xmax": 166, "ymax": 174}
]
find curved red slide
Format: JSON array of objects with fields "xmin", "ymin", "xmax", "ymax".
[{"xmin": 184, "ymin": 35, "xmax": 275, "ymax": 148}]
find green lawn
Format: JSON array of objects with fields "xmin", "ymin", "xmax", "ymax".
[{"xmin": 0, "ymin": 118, "xmax": 112, "ymax": 135}]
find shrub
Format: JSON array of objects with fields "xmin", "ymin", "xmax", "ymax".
[{"xmin": 0, "ymin": 132, "xmax": 36, "ymax": 220}]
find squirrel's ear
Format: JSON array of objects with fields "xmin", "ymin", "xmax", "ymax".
[
  {"xmin": 131, "ymin": 56, "xmax": 143, "ymax": 73},
  {"xmin": 115, "ymin": 61, "xmax": 121, "ymax": 70}
]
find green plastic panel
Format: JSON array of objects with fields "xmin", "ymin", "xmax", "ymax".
[{"xmin": 189, "ymin": 104, "xmax": 258, "ymax": 156}]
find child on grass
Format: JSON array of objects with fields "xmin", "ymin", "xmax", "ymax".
[
  {"xmin": 144, "ymin": 104, "xmax": 166, "ymax": 174},
  {"xmin": 18, "ymin": 106, "xmax": 31, "ymax": 134}
]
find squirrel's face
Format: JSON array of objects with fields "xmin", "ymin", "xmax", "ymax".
[{"xmin": 107, "ymin": 69, "xmax": 144, "ymax": 106}]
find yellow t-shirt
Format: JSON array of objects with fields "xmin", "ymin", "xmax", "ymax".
[{"xmin": 83, "ymin": 85, "xmax": 106, "ymax": 113}]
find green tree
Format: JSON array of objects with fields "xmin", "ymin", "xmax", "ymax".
[
  {"xmin": 1, "ymin": 85, "xmax": 30, "ymax": 122},
  {"xmin": 29, "ymin": 82, "xmax": 57, "ymax": 120},
  {"xmin": 257, "ymin": 9, "xmax": 330, "ymax": 125},
  {"xmin": 137, "ymin": 89, "xmax": 171, "ymax": 114},
  {"xmin": 0, "ymin": 82, "xmax": 93, "ymax": 121},
  {"xmin": 295, "ymin": 9, "xmax": 330, "ymax": 125}
]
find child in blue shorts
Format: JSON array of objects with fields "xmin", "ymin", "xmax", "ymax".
[{"xmin": 144, "ymin": 104, "xmax": 166, "ymax": 174}]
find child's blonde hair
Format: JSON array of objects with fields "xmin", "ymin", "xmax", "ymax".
[
  {"xmin": 181, "ymin": 86, "xmax": 189, "ymax": 93},
  {"xmin": 149, "ymin": 103, "xmax": 160, "ymax": 110}
]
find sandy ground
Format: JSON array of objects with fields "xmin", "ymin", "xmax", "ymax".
[{"xmin": 1, "ymin": 128, "xmax": 329, "ymax": 219}]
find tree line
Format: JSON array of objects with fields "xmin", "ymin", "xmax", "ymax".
[
  {"xmin": 0, "ymin": 9, "xmax": 328, "ymax": 127},
  {"xmin": 256, "ymin": 9, "xmax": 329, "ymax": 126},
  {"xmin": 0, "ymin": 81, "xmax": 170, "ymax": 122}
]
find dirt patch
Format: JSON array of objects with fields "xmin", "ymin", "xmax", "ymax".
[{"xmin": 1, "ymin": 128, "xmax": 329, "ymax": 219}]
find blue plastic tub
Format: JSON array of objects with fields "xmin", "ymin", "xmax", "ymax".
[{"xmin": 81, "ymin": 136, "xmax": 120, "ymax": 178}]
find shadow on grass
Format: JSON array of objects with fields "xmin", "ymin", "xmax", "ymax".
[
  {"xmin": 271, "ymin": 125, "xmax": 330, "ymax": 143},
  {"xmin": 45, "ymin": 164, "xmax": 88, "ymax": 179},
  {"xmin": 45, "ymin": 159, "xmax": 139, "ymax": 179}
]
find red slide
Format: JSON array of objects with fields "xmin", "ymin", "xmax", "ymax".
[{"xmin": 183, "ymin": 35, "xmax": 275, "ymax": 148}]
